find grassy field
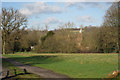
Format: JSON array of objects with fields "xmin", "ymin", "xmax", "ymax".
[
  {"xmin": 3, "ymin": 53, "xmax": 118, "ymax": 78},
  {"xmin": 2, "ymin": 58, "xmax": 41, "ymax": 79}
]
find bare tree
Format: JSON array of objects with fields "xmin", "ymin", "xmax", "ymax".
[
  {"xmin": 100, "ymin": 2, "xmax": 119, "ymax": 53},
  {"xmin": 103, "ymin": 2, "xmax": 119, "ymax": 27},
  {"xmin": 1, "ymin": 8, "xmax": 27, "ymax": 54}
]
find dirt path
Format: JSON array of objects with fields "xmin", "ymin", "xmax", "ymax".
[
  {"xmin": 1, "ymin": 67, "xmax": 13, "ymax": 78},
  {"xmin": 2, "ymin": 56, "xmax": 70, "ymax": 79},
  {"xmin": 2, "ymin": 67, "xmax": 7, "ymax": 78}
]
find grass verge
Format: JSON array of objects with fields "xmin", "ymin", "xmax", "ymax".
[
  {"xmin": 2, "ymin": 58, "xmax": 41, "ymax": 79},
  {"xmin": 3, "ymin": 53, "xmax": 118, "ymax": 78}
]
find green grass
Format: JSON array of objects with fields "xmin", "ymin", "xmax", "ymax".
[
  {"xmin": 2, "ymin": 58, "xmax": 40, "ymax": 79},
  {"xmin": 3, "ymin": 53, "xmax": 118, "ymax": 78}
]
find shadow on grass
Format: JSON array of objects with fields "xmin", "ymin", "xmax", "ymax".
[
  {"xmin": 2, "ymin": 58, "xmax": 38, "ymax": 80},
  {"xmin": 2, "ymin": 71, "xmax": 31, "ymax": 80},
  {"xmin": 3, "ymin": 55, "xmax": 64, "ymax": 66}
]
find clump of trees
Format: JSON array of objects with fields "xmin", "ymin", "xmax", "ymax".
[
  {"xmin": 34, "ymin": 22, "xmax": 79, "ymax": 53},
  {"xmin": 33, "ymin": 2, "xmax": 119, "ymax": 53},
  {"xmin": 1, "ymin": 2, "xmax": 119, "ymax": 54},
  {"xmin": 99, "ymin": 2, "xmax": 119, "ymax": 53},
  {"xmin": 81, "ymin": 27, "xmax": 101, "ymax": 53},
  {"xmin": 20, "ymin": 30, "xmax": 41, "ymax": 52}
]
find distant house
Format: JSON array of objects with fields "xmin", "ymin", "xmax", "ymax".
[
  {"xmin": 79, "ymin": 28, "xmax": 83, "ymax": 33},
  {"xmin": 70, "ymin": 28, "xmax": 84, "ymax": 34},
  {"xmin": 31, "ymin": 46, "xmax": 34, "ymax": 50},
  {"xmin": 53, "ymin": 27, "xmax": 85, "ymax": 34}
]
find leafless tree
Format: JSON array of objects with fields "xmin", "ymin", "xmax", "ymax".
[
  {"xmin": 100, "ymin": 2, "xmax": 119, "ymax": 53},
  {"xmin": 1, "ymin": 8, "xmax": 27, "ymax": 54}
]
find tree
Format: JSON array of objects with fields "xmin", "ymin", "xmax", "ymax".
[
  {"xmin": 100, "ymin": 2, "xmax": 119, "ymax": 53},
  {"xmin": 20, "ymin": 30, "xmax": 40, "ymax": 52},
  {"xmin": 81, "ymin": 27, "xmax": 101, "ymax": 53},
  {"xmin": 0, "ymin": 14, "xmax": 2, "ymax": 54},
  {"xmin": 0, "ymin": 28, "xmax": 2, "ymax": 54},
  {"xmin": 1, "ymin": 8, "xmax": 27, "ymax": 54},
  {"xmin": 41, "ymin": 31, "xmax": 55, "ymax": 45},
  {"xmin": 103, "ymin": 2, "xmax": 119, "ymax": 27}
]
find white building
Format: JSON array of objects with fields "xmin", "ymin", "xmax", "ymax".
[{"xmin": 79, "ymin": 28, "xmax": 83, "ymax": 33}]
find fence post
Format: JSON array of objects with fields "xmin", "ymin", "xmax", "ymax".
[
  {"xmin": 5, "ymin": 70, "xmax": 9, "ymax": 78},
  {"xmin": 14, "ymin": 69, "xmax": 17, "ymax": 76},
  {"xmin": 24, "ymin": 69, "xmax": 27, "ymax": 74}
]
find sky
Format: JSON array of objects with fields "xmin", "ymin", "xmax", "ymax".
[{"xmin": 2, "ymin": 2, "xmax": 112, "ymax": 30}]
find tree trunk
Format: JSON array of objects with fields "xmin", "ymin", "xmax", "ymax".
[
  {"xmin": 2, "ymin": 41, "xmax": 6, "ymax": 54},
  {"xmin": 0, "ymin": 31, "xmax": 2, "ymax": 54}
]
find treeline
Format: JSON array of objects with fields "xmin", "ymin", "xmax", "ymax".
[{"xmin": 0, "ymin": 2, "xmax": 119, "ymax": 54}]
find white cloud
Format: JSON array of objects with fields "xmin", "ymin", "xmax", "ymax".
[
  {"xmin": 65, "ymin": 2, "xmax": 85, "ymax": 9},
  {"xmin": 43, "ymin": 17, "xmax": 62, "ymax": 24},
  {"xmin": 77, "ymin": 4, "xmax": 85, "ymax": 9},
  {"xmin": 3, "ymin": 0, "xmax": 118, "ymax": 2},
  {"xmin": 20, "ymin": 2, "xmax": 112, "ymax": 16},
  {"xmin": 84, "ymin": 2, "xmax": 112, "ymax": 10},
  {"xmin": 20, "ymin": 8, "xmax": 32, "ymax": 16},
  {"xmin": 65, "ymin": 2, "xmax": 77, "ymax": 7},
  {"xmin": 63, "ymin": 0, "xmax": 117, "ymax": 2},
  {"xmin": 76, "ymin": 16, "xmax": 95, "ymax": 23},
  {"xmin": 65, "ymin": 2, "xmax": 112, "ymax": 10},
  {"xmin": 33, "ymin": 21, "xmax": 40, "ymax": 26},
  {"xmin": 20, "ymin": 2, "xmax": 64, "ymax": 16}
]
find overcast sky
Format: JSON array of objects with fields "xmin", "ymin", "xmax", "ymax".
[{"xmin": 2, "ymin": 2, "xmax": 112, "ymax": 30}]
